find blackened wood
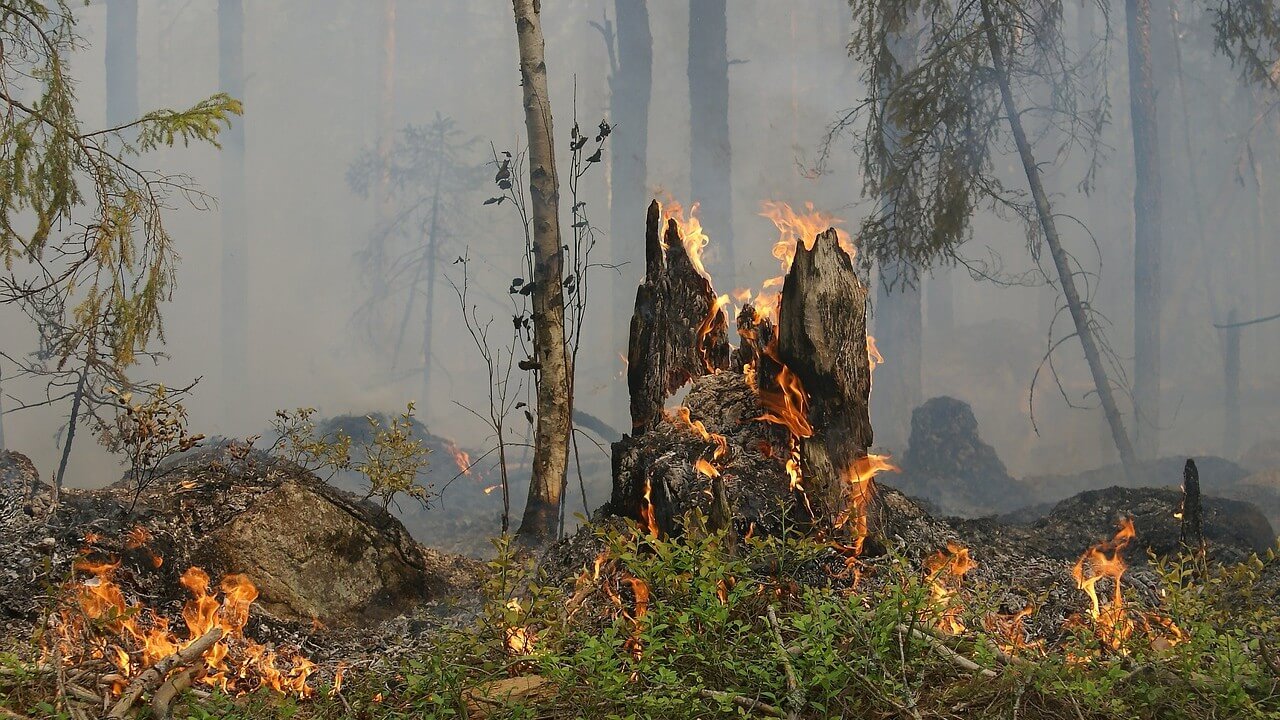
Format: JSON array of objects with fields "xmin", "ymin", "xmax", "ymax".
[
  {"xmin": 776, "ymin": 228, "xmax": 874, "ymax": 522},
  {"xmin": 1180, "ymin": 458, "xmax": 1204, "ymax": 552},
  {"xmin": 627, "ymin": 199, "xmax": 730, "ymax": 432}
]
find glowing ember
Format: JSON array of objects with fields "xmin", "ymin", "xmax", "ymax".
[
  {"xmin": 924, "ymin": 542, "xmax": 977, "ymax": 635},
  {"xmin": 503, "ymin": 599, "xmax": 536, "ymax": 655}
]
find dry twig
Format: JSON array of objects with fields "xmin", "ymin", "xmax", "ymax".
[
  {"xmin": 698, "ymin": 689, "xmax": 786, "ymax": 718},
  {"xmin": 766, "ymin": 605, "xmax": 801, "ymax": 720},
  {"xmin": 897, "ymin": 623, "xmax": 998, "ymax": 678},
  {"xmin": 107, "ymin": 627, "xmax": 222, "ymax": 719}
]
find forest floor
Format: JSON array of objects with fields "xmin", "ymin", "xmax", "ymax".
[{"xmin": 3, "ymin": 515, "xmax": 1279, "ymax": 720}]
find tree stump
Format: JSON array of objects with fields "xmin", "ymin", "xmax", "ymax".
[
  {"xmin": 612, "ymin": 205, "xmax": 875, "ymax": 539},
  {"xmin": 627, "ymin": 200, "xmax": 730, "ymax": 433},
  {"xmin": 776, "ymin": 228, "xmax": 874, "ymax": 522}
]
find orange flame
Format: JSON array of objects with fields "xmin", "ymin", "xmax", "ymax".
[
  {"xmin": 925, "ymin": 542, "xmax": 977, "ymax": 635},
  {"xmin": 1072, "ymin": 517, "xmax": 1138, "ymax": 652},
  {"xmin": 53, "ymin": 553, "xmax": 315, "ymax": 699},
  {"xmin": 445, "ymin": 440, "xmax": 472, "ymax": 477},
  {"xmin": 640, "ymin": 476, "xmax": 659, "ymax": 537},
  {"xmin": 661, "ymin": 201, "xmax": 712, "ymax": 280}
]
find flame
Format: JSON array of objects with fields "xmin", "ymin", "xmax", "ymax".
[
  {"xmin": 670, "ymin": 406, "xmax": 729, "ymax": 461},
  {"xmin": 696, "ymin": 293, "xmax": 731, "ymax": 372},
  {"xmin": 640, "ymin": 476, "xmax": 659, "ymax": 537},
  {"xmin": 52, "ymin": 551, "xmax": 315, "ymax": 699},
  {"xmin": 661, "ymin": 201, "xmax": 712, "ymax": 280},
  {"xmin": 751, "ymin": 344, "xmax": 813, "ymax": 439},
  {"xmin": 925, "ymin": 542, "xmax": 977, "ymax": 635},
  {"xmin": 1072, "ymin": 517, "xmax": 1138, "ymax": 652},
  {"xmin": 834, "ymin": 455, "xmax": 896, "ymax": 558},
  {"xmin": 984, "ymin": 606, "xmax": 1040, "ymax": 656},
  {"xmin": 445, "ymin": 440, "xmax": 472, "ymax": 477},
  {"xmin": 503, "ymin": 598, "xmax": 536, "ymax": 656},
  {"xmin": 694, "ymin": 458, "xmax": 720, "ymax": 478}
]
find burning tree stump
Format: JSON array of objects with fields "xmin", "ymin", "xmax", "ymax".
[
  {"xmin": 612, "ymin": 203, "xmax": 875, "ymax": 539},
  {"xmin": 776, "ymin": 228, "xmax": 874, "ymax": 522},
  {"xmin": 627, "ymin": 200, "xmax": 730, "ymax": 433}
]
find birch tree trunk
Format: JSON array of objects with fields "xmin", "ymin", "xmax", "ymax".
[
  {"xmin": 1126, "ymin": 0, "xmax": 1164, "ymax": 459},
  {"xmin": 511, "ymin": 0, "xmax": 571, "ymax": 546},
  {"xmin": 688, "ymin": 0, "xmax": 735, "ymax": 286},
  {"xmin": 219, "ymin": 0, "xmax": 248, "ymax": 416},
  {"xmin": 609, "ymin": 0, "xmax": 653, "ymax": 424}
]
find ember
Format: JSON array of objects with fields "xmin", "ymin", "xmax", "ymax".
[{"xmin": 924, "ymin": 542, "xmax": 977, "ymax": 635}]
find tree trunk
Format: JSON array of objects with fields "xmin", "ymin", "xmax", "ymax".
[
  {"xmin": 105, "ymin": 0, "xmax": 138, "ymax": 128},
  {"xmin": 980, "ymin": 0, "xmax": 1139, "ymax": 481},
  {"xmin": 1223, "ymin": 308, "xmax": 1240, "ymax": 459},
  {"xmin": 0, "ymin": 369, "xmax": 7, "ymax": 453},
  {"xmin": 54, "ymin": 368, "xmax": 87, "ymax": 494},
  {"xmin": 511, "ymin": 0, "xmax": 572, "ymax": 547},
  {"xmin": 219, "ymin": 0, "xmax": 248, "ymax": 419},
  {"xmin": 609, "ymin": 0, "xmax": 653, "ymax": 425},
  {"xmin": 777, "ymin": 230, "xmax": 874, "ymax": 521},
  {"xmin": 873, "ymin": 263, "xmax": 922, "ymax": 452},
  {"xmin": 1126, "ymin": 0, "xmax": 1164, "ymax": 459},
  {"xmin": 688, "ymin": 0, "xmax": 735, "ymax": 286},
  {"xmin": 373, "ymin": 0, "xmax": 397, "ymax": 278},
  {"xmin": 870, "ymin": 17, "xmax": 922, "ymax": 453}
]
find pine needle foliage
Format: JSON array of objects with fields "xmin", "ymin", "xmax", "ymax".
[{"xmin": 0, "ymin": 0, "xmax": 241, "ymax": 373}]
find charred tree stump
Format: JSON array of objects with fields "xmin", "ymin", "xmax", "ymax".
[
  {"xmin": 627, "ymin": 200, "xmax": 730, "ymax": 432},
  {"xmin": 1180, "ymin": 458, "xmax": 1204, "ymax": 553},
  {"xmin": 776, "ymin": 229, "xmax": 874, "ymax": 523}
]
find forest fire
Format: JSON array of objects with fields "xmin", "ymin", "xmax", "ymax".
[{"xmin": 50, "ymin": 549, "xmax": 315, "ymax": 700}]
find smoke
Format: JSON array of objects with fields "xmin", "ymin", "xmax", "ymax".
[{"xmin": 1, "ymin": 0, "xmax": 1276, "ymax": 512}]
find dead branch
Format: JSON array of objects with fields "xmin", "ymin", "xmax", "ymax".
[
  {"xmin": 150, "ymin": 668, "xmax": 194, "ymax": 720},
  {"xmin": 897, "ymin": 623, "xmax": 997, "ymax": 678},
  {"xmin": 766, "ymin": 605, "xmax": 801, "ymax": 720},
  {"xmin": 107, "ymin": 627, "xmax": 222, "ymax": 719},
  {"xmin": 698, "ymin": 689, "xmax": 786, "ymax": 718}
]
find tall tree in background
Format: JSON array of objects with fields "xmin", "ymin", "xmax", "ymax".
[
  {"xmin": 373, "ymin": 0, "xmax": 398, "ymax": 278},
  {"xmin": 688, "ymin": 0, "xmax": 735, "ymax": 284},
  {"xmin": 871, "ymin": 19, "xmax": 922, "ymax": 451},
  {"xmin": 511, "ymin": 0, "xmax": 571, "ymax": 546},
  {"xmin": 1126, "ymin": 0, "xmax": 1165, "ymax": 458},
  {"xmin": 219, "ymin": 0, "xmax": 248, "ymax": 416},
  {"xmin": 837, "ymin": 0, "xmax": 1141, "ymax": 479},
  {"xmin": 105, "ymin": 0, "xmax": 138, "ymax": 127},
  {"xmin": 607, "ymin": 0, "xmax": 652, "ymax": 420},
  {"xmin": 0, "ymin": 2, "xmax": 239, "ymax": 487}
]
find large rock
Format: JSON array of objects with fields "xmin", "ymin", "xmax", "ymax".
[
  {"xmin": 0, "ymin": 445, "xmax": 479, "ymax": 628},
  {"xmin": 893, "ymin": 396, "xmax": 1029, "ymax": 516}
]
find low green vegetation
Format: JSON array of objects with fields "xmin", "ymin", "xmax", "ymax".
[{"xmin": 5, "ymin": 517, "xmax": 1278, "ymax": 720}]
